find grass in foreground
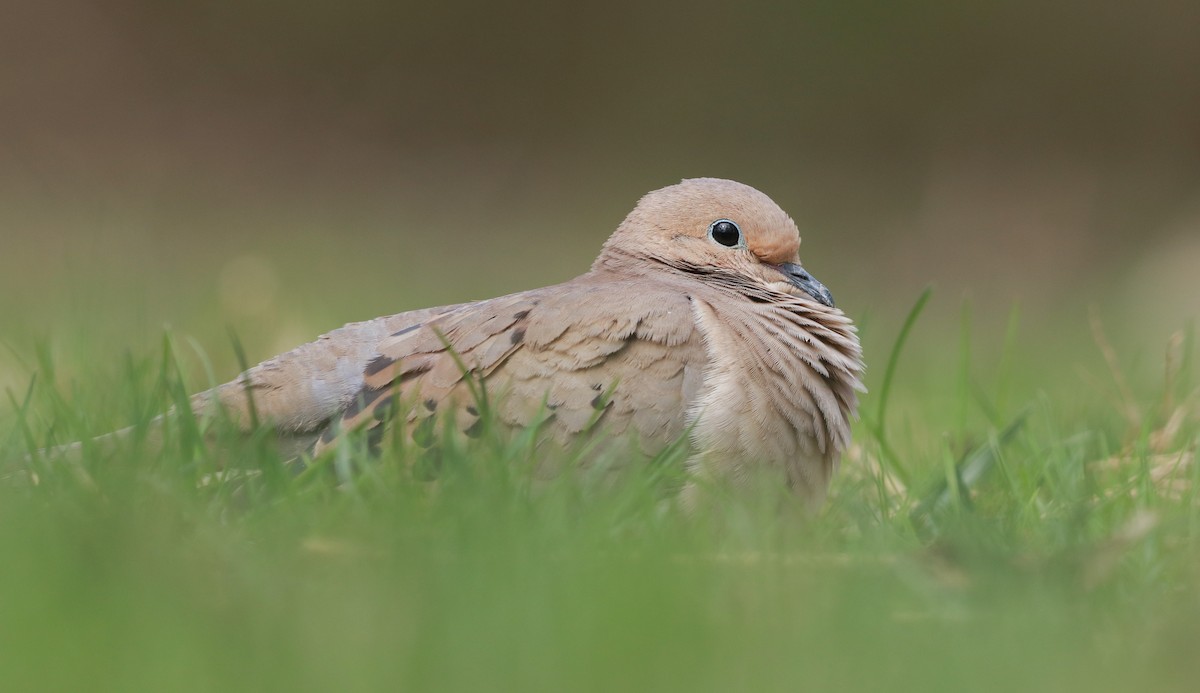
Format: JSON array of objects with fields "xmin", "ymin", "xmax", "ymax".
[{"xmin": 2, "ymin": 303, "xmax": 1199, "ymax": 693}]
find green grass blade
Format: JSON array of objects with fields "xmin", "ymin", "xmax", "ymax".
[{"xmin": 865, "ymin": 285, "xmax": 933, "ymax": 486}]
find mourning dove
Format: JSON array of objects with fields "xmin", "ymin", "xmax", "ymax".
[{"xmin": 178, "ymin": 177, "xmax": 864, "ymax": 502}]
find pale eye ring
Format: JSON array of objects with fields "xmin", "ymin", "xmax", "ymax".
[{"xmin": 707, "ymin": 219, "xmax": 743, "ymax": 248}]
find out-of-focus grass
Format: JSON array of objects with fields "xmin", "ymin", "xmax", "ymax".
[{"xmin": 3, "ymin": 278, "xmax": 1200, "ymax": 692}]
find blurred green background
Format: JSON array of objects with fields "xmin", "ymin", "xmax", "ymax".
[{"xmin": 4, "ymin": 0, "xmax": 1199, "ymax": 400}]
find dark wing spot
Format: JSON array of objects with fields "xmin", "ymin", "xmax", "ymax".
[
  {"xmin": 590, "ymin": 393, "xmax": 610, "ymax": 410},
  {"xmin": 365, "ymin": 425, "xmax": 385, "ymax": 455},
  {"xmin": 510, "ymin": 328, "xmax": 526, "ymax": 345},
  {"xmin": 424, "ymin": 398, "xmax": 438, "ymax": 412},
  {"xmin": 513, "ymin": 310, "xmax": 530, "ymax": 320},
  {"xmin": 343, "ymin": 386, "xmax": 389, "ymax": 419},
  {"xmin": 365, "ymin": 355, "xmax": 395, "ymax": 377},
  {"xmin": 397, "ymin": 363, "xmax": 433, "ymax": 386},
  {"xmin": 591, "ymin": 383, "xmax": 603, "ymax": 391},
  {"xmin": 587, "ymin": 402, "xmax": 613, "ymax": 431},
  {"xmin": 463, "ymin": 419, "xmax": 484, "ymax": 438},
  {"xmin": 412, "ymin": 416, "xmax": 437, "ymax": 448},
  {"xmin": 466, "ymin": 405, "xmax": 479, "ymax": 417},
  {"xmin": 373, "ymin": 397, "xmax": 397, "ymax": 421},
  {"xmin": 390, "ymin": 323, "xmax": 422, "ymax": 338}
]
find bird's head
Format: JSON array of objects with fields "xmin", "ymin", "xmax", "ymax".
[{"xmin": 598, "ymin": 177, "xmax": 835, "ymax": 307}]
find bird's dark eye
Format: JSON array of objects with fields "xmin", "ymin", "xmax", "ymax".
[{"xmin": 708, "ymin": 219, "xmax": 743, "ymax": 248}]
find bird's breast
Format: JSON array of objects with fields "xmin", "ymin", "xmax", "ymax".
[{"xmin": 684, "ymin": 293, "xmax": 862, "ymax": 499}]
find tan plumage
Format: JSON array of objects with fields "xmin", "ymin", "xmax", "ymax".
[
  {"xmin": 66, "ymin": 178, "xmax": 864, "ymax": 503},
  {"xmin": 196, "ymin": 177, "xmax": 864, "ymax": 502}
]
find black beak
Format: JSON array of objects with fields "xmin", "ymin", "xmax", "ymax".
[{"xmin": 777, "ymin": 263, "xmax": 835, "ymax": 307}]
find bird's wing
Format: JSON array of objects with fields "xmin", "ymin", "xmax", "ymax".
[
  {"xmin": 318, "ymin": 278, "xmax": 706, "ymax": 455},
  {"xmin": 191, "ymin": 302, "xmax": 473, "ymax": 434},
  {"xmin": 27, "ymin": 303, "xmax": 475, "ymax": 464}
]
